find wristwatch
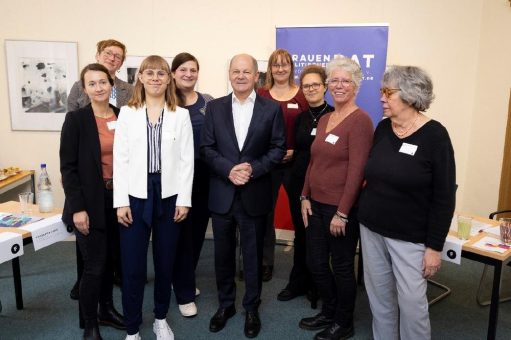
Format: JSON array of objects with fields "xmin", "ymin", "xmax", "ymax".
[{"xmin": 299, "ymin": 195, "xmax": 310, "ymax": 201}]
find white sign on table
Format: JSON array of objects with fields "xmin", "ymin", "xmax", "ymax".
[
  {"xmin": 19, "ymin": 214, "xmax": 73, "ymax": 251},
  {"xmin": 441, "ymin": 235, "xmax": 463, "ymax": 265},
  {"xmin": 0, "ymin": 232, "xmax": 23, "ymax": 263}
]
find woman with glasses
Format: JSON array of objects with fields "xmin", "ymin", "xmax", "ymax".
[
  {"xmin": 61, "ymin": 63, "xmax": 125, "ymax": 340},
  {"xmin": 299, "ymin": 57, "xmax": 373, "ymax": 340},
  {"xmin": 277, "ymin": 65, "xmax": 333, "ymax": 306},
  {"xmin": 257, "ymin": 48, "xmax": 308, "ymax": 282},
  {"xmin": 67, "ymin": 39, "xmax": 133, "ymax": 302},
  {"xmin": 68, "ymin": 39, "xmax": 133, "ymax": 111},
  {"xmin": 169, "ymin": 52, "xmax": 213, "ymax": 318},
  {"xmin": 357, "ymin": 66, "xmax": 456, "ymax": 340},
  {"xmin": 114, "ymin": 55, "xmax": 194, "ymax": 340}
]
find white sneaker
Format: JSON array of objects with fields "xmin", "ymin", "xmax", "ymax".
[
  {"xmin": 153, "ymin": 319, "xmax": 174, "ymax": 340},
  {"xmin": 125, "ymin": 333, "xmax": 141, "ymax": 340},
  {"xmin": 195, "ymin": 288, "xmax": 200, "ymax": 296},
  {"xmin": 178, "ymin": 302, "xmax": 198, "ymax": 317}
]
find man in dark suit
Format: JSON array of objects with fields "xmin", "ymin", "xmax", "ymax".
[{"xmin": 201, "ymin": 54, "xmax": 286, "ymax": 338}]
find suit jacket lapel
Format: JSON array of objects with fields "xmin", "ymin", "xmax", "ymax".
[{"xmin": 223, "ymin": 94, "xmax": 241, "ymax": 151}]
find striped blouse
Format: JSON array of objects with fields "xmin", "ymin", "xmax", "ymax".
[{"xmin": 147, "ymin": 109, "xmax": 163, "ymax": 173}]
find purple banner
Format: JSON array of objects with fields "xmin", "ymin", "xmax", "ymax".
[{"xmin": 276, "ymin": 25, "xmax": 389, "ymax": 126}]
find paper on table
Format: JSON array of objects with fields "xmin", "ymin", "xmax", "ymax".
[
  {"xmin": 0, "ymin": 231, "xmax": 23, "ymax": 264},
  {"xmin": 485, "ymin": 226, "xmax": 501, "ymax": 237},
  {"xmin": 18, "ymin": 214, "xmax": 73, "ymax": 251},
  {"xmin": 441, "ymin": 235, "xmax": 463, "ymax": 265},
  {"xmin": 472, "ymin": 236, "xmax": 510, "ymax": 254}
]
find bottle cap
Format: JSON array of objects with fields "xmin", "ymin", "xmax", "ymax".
[{"xmin": 41, "ymin": 163, "xmax": 46, "ymax": 168}]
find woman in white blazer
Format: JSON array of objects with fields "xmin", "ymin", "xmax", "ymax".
[{"xmin": 113, "ymin": 55, "xmax": 194, "ymax": 340}]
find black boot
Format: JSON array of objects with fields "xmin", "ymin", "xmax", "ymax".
[
  {"xmin": 98, "ymin": 301, "xmax": 126, "ymax": 330},
  {"xmin": 83, "ymin": 319, "xmax": 102, "ymax": 340}
]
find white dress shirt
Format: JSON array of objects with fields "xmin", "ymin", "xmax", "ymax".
[{"xmin": 232, "ymin": 90, "xmax": 256, "ymax": 150}]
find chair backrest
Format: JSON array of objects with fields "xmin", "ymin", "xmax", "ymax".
[{"xmin": 489, "ymin": 209, "xmax": 511, "ymax": 220}]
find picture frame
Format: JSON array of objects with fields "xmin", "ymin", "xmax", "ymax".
[
  {"xmin": 117, "ymin": 55, "xmax": 174, "ymax": 86},
  {"xmin": 5, "ymin": 40, "xmax": 78, "ymax": 131}
]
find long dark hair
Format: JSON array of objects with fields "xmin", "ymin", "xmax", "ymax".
[{"xmin": 171, "ymin": 52, "xmax": 199, "ymax": 107}]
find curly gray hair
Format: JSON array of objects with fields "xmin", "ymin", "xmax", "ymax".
[{"xmin": 383, "ymin": 65, "xmax": 434, "ymax": 112}]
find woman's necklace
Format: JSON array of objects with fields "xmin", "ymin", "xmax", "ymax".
[
  {"xmin": 94, "ymin": 108, "xmax": 112, "ymax": 119},
  {"xmin": 309, "ymin": 102, "xmax": 328, "ymax": 124},
  {"xmin": 392, "ymin": 114, "xmax": 420, "ymax": 137}
]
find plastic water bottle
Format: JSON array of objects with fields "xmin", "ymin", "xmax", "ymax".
[{"xmin": 38, "ymin": 163, "xmax": 54, "ymax": 213}]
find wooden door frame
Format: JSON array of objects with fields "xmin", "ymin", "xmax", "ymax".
[{"xmin": 498, "ymin": 89, "xmax": 511, "ymax": 211}]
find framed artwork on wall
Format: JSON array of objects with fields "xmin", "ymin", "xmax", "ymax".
[
  {"xmin": 117, "ymin": 55, "xmax": 174, "ymax": 86},
  {"xmin": 5, "ymin": 40, "xmax": 78, "ymax": 131}
]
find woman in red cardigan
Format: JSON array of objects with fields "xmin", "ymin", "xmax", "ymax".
[{"xmin": 299, "ymin": 56, "xmax": 373, "ymax": 340}]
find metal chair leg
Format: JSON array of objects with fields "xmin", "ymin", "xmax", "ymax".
[
  {"xmin": 427, "ymin": 279, "xmax": 452, "ymax": 305},
  {"xmin": 476, "ymin": 264, "xmax": 511, "ymax": 306}
]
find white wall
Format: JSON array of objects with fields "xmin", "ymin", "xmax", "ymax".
[{"xmin": 0, "ymin": 0, "xmax": 509, "ymax": 216}]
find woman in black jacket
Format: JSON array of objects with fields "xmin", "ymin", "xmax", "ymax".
[{"xmin": 60, "ymin": 63, "xmax": 125, "ymax": 340}]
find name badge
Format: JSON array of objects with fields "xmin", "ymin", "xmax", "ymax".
[
  {"xmin": 107, "ymin": 121, "xmax": 117, "ymax": 130},
  {"xmin": 287, "ymin": 103, "xmax": 299, "ymax": 109},
  {"xmin": 399, "ymin": 142, "xmax": 418, "ymax": 156},
  {"xmin": 310, "ymin": 128, "xmax": 317, "ymax": 136},
  {"xmin": 325, "ymin": 134, "xmax": 339, "ymax": 145}
]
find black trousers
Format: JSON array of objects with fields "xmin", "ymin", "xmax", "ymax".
[
  {"xmin": 285, "ymin": 174, "xmax": 313, "ymax": 293},
  {"xmin": 212, "ymin": 193, "xmax": 266, "ymax": 312},
  {"xmin": 306, "ymin": 200, "xmax": 359, "ymax": 327},
  {"xmin": 263, "ymin": 165, "xmax": 293, "ymax": 266},
  {"xmin": 172, "ymin": 159, "xmax": 210, "ymax": 304},
  {"xmin": 75, "ymin": 188, "xmax": 118, "ymax": 321}
]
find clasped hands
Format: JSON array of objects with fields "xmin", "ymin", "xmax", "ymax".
[{"xmin": 228, "ymin": 162, "xmax": 252, "ymax": 186}]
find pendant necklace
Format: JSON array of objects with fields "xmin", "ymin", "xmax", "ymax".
[{"xmin": 309, "ymin": 102, "xmax": 328, "ymax": 124}]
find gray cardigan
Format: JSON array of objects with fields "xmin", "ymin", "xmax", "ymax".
[{"xmin": 67, "ymin": 77, "xmax": 133, "ymax": 111}]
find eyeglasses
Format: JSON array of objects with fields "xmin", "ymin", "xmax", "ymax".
[
  {"xmin": 102, "ymin": 49, "xmax": 123, "ymax": 62},
  {"xmin": 380, "ymin": 87, "xmax": 401, "ymax": 97},
  {"xmin": 272, "ymin": 63, "xmax": 290, "ymax": 69},
  {"xmin": 301, "ymin": 83, "xmax": 323, "ymax": 91},
  {"xmin": 142, "ymin": 69, "xmax": 169, "ymax": 79},
  {"xmin": 327, "ymin": 78, "xmax": 353, "ymax": 87}
]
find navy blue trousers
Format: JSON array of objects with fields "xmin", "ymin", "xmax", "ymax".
[
  {"xmin": 212, "ymin": 193, "xmax": 266, "ymax": 312},
  {"xmin": 119, "ymin": 174, "xmax": 181, "ymax": 335}
]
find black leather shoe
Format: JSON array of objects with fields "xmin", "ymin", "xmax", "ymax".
[
  {"xmin": 299, "ymin": 313, "xmax": 333, "ymax": 331},
  {"xmin": 262, "ymin": 265, "xmax": 273, "ymax": 282},
  {"xmin": 98, "ymin": 301, "xmax": 126, "ymax": 330},
  {"xmin": 314, "ymin": 323, "xmax": 354, "ymax": 340},
  {"xmin": 209, "ymin": 305, "xmax": 236, "ymax": 333},
  {"xmin": 70, "ymin": 280, "xmax": 79, "ymax": 300},
  {"xmin": 244, "ymin": 311, "xmax": 261, "ymax": 338},
  {"xmin": 83, "ymin": 319, "xmax": 103, "ymax": 340},
  {"xmin": 277, "ymin": 288, "xmax": 304, "ymax": 301}
]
